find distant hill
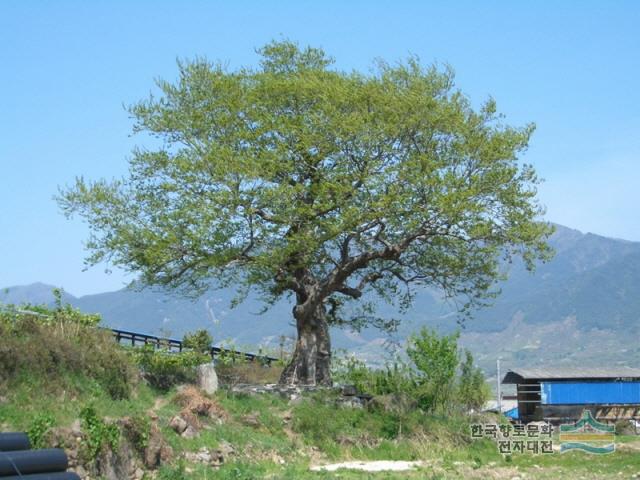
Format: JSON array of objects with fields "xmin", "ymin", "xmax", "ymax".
[
  {"xmin": 2, "ymin": 223, "xmax": 639, "ymax": 376},
  {"xmin": 0, "ymin": 282, "xmax": 77, "ymax": 306}
]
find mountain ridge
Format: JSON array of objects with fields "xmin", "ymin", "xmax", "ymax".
[{"xmin": 2, "ymin": 223, "xmax": 639, "ymax": 373}]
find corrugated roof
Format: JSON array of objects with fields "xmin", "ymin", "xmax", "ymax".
[{"xmin": 502, "ymin": 367, "xmax": 640, "ymax": 384}]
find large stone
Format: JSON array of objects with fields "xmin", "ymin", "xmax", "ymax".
[
  {"xmin": 181, "ymin": 425, "xmax": 200, "ymax": 439},
  {"xmin": 341, "ymin": 385, "xmax": 358, "ymax": 396},
  {"xmin": 96, "ymin": 436, "xmax": 137, "ymax": 480},
  {"xmin": 169, "ymin": 415, "xmax": 188, "ymax": 434},
  {"xmin": 196, "ymin": 363, "xmax": 219, "ymax": 394},
  {"xmin": 143, "ymin": 423, "xmax": 162, "ymax": 468}
]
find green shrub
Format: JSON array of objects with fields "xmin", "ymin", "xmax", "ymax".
[
  {"xmin": 407, "ymin": 327, "xmax": 460, "ymax": 412},
  {"xmin": 332, "ymin": 355, "xmax": 416, "ymax": 397},
  {"xmin": 97, "ymin": 359, "xmax": 133, "ymax": 400},
  {"xmin": 615, "ymin": 419, "xmax": 636, "ymax": 436},
  {"xmin": 27, "ymin": 412, "xmax": 55, "ymax": 449},
  {"xmin": 124, "ymin": 414, "xmax": 151, "ymax": 454},
  {"xmin": 457, "ymin": 349, "xmax": 491, "ymax": 412},
  {"xmin": 334, "ymin": 329, "xmax": 491, "ymax": 416},
  {"xmin": 134, "ymin": 344, "xmax": 209, "ymax": 390},
  {"xmin": 182, "ymin": 329, "xmax": 213, "ymax": 354},
  {"xmin": 215, "ymin": 340, "xmax": 248, "ymax": 366},
  {"xmin": 80, "ymin": 405, "xmax": 120, "ymax": 461}
]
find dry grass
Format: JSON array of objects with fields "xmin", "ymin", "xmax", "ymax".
[
  {"xmin": 0, "ymin": 316, "xmax": 137, "ymax": 399},
  {"xmin": 173, "ymin": 385, "xmax": 227, "ymax": 421},
  {"xmin": 215, "ymin": 362, "xmax": 283, "ymax": 386}
]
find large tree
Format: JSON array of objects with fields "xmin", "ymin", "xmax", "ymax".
[{"xmin": 58, "ymin": 41, "xmax": 553, "ymax": 386}]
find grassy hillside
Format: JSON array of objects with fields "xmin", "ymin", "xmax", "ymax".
[
  {"xmin": 6, "ymin": 378, "xmax": 640, "ymax": 479},
  {"xmin": 1, "ymin": 308, "xmax": 639, "ymax": 479}
]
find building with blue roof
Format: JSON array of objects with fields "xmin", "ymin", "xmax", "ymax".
[{"xmin": 502, "ymin": 367, "xmax": 640, "ymax": 424}]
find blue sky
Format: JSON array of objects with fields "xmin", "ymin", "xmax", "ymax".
[{"xmin": 1, "ymin": 1, "xmax": 639, "ymax": 296}]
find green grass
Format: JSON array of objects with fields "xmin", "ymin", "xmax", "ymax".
[
  {"xmin": 0, "ymin": 371, "xmax": 158, "ymax": 432},
  {"xmin": 3, "ymin": 376, "xmax": 640, "ymax": 479},
  {"xmin": 1, "ymin": 318, "xmax": 639, "ymax": 480}
]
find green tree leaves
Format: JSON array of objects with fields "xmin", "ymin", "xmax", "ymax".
[
  {"xmin": 458, "ymin": 349, "xmax": 491, "ymax": 412},
  {"xmin": 407, "ymin": 327, "xmax": 460, "ymax": 411},
  {"xmin": 58, "ymin": 41, "xmax": 553, "ymax": 382}
]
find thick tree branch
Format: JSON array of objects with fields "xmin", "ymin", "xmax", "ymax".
[
  {"xmin": 313, "ymin": 228, "xmax": 431, "ymax": 307},
  {"xmin": 335, "ymin": 285, "xmax": 363, "ymax": 299}
]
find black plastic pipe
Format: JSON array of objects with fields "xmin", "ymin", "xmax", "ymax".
[
  {"xmin": 0, "ymin": 449, "xmax": 68, "ymax": 476},
  {"xmin": 1, "ymin": 473, "xmax": 80, "ymax": 480},
  {"xmin": 0, "ymin": 433, "xmax": 31, "ymax": 452}
]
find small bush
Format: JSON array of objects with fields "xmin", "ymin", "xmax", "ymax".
[
  {"xmin": 334, "ymin": 328, "xmax": 491, "ymax": 416},
  {"xmin": 134, "ymin": 344, "xmax": 209, "ymax": 390},
  {"xmin": 215, "ymin": 340, "xmax": 248, "ymax": 367},
  {"xmin": 80, "ymin": 405, "xmax": 120, "ymax": 461},
  {"xmin": 182, "ymin": 329, "xmax": 213, "ymax": 355},
  {"xmin": 615, "ymin": 419, "xmax": 637, "ymax": 436},
  {"xmin": 27, "ymin": 412, "xmax": 55, "ymax": 449},
  {"xmin": 407, "ymin": 327, "xmax": 459, "ymax": 412},
  {"xmin": 98, "ymin": 359, "xmax": 133, "ymax": 400},
  {"xmin": 457, "ymin": 349, "xmax": 491, "ymax": 412},
  {"xmin": 332, "ymin": 355, "xmax": 416, "ymax": 397},
  {"xmin": 122, "ymin": 414, "xmax": 151, "ymax": 455}
]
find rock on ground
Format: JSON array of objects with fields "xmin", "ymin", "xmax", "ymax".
[
  {"xmin": 196, "ymin": 363, "xmax": 218, "ymax": 394},
  {"xmin": 169, "ymin": 415, "xmax": 189, "ymax": 435}
]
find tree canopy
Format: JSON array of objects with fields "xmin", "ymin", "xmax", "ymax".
[{"xmin": 58, "ymin": 40, "xmax": 553, "ymax": 385}]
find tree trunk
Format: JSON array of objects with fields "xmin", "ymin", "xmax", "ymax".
[{"xmin": 279, "ymin": 303, "xmax": 332, "ymax": 386}]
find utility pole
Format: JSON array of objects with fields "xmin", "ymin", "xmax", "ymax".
[{"xmin": 497, "ymin": 357, "xmax": 502, "ymax": 414}]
